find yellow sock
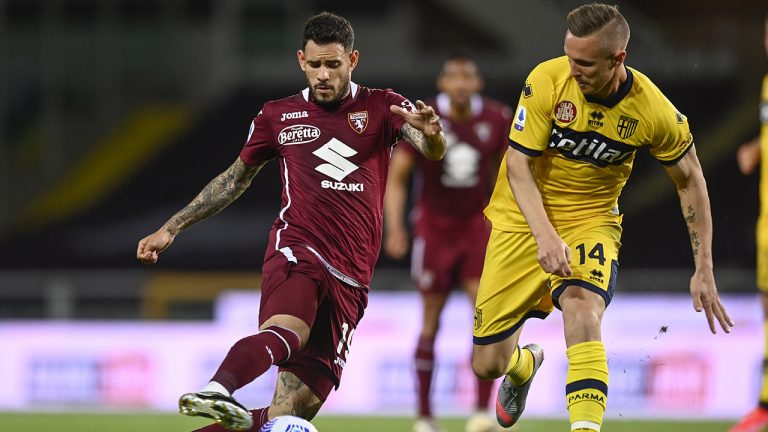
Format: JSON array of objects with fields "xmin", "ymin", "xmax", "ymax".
[
  {"xmin": 761, "ymin": 320, "xmax": 768, "ymax": 406},
  {"xmin": 566, "ymin": 341, "xmax": 608, "ymax": 432},
  {"xmin": 506, "ymin": 345, "xmax": 534, "ymax": 386}
]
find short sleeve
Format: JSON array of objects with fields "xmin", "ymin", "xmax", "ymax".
[
  {"xmin": 648, "ymin": 100, "xmax": 694, "ymax": 165},
  {"xmin": 384, "ymin": 90, "xmax": 416, "ymax": 141},
  {"xmin": 498, "ymin": 105, "xmax": 514, "ymax": 154},
  {"xmin": 508, "ymin": 67, "xmax": 556, "ymax": 157},
  {"xmin": 239, "ymin": 107, "xmax": 279, "ymax": 165},
  {"xmin": 396, "ymin": 138, "xmax": 419, "ymax": 157}
]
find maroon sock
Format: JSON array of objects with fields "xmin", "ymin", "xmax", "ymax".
[
  {"xmin": 475, "ymin": 377, "xmax": 494, "ymax": 410},
  {"xmin": 191, "ymin": 407, "xmax": 269, "ymax": 432},
  {"xmin": 211, "ymin": 326, "xmax": 301, "ymax": 394},
  {"xmin": 414, "ymin": 336, "xmax": 435, "ymax": 418}
]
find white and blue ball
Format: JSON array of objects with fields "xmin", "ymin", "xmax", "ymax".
[{"xmin": 259, "ymin": 415, "xmax": 318, "ymax": 432}]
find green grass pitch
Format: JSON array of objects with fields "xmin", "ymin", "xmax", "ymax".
[{"xmin": 0, "ymin": 413, "xmax": 736, "ymax": 432}]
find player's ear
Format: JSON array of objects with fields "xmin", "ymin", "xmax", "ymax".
[
  {"xmin": 475, "ymin": 74, "xmax": 485, "ymax": 94},
  {"xmin": 348, "ymin": 50, "xmax": 359, "ymax": 71},
  {"xmin": 297, "ymin": 50, "xmax": 306, "ymax": 72},
  {"xmin": 612, "ymin": 50, "xmax": 627, "ymax": 67}
]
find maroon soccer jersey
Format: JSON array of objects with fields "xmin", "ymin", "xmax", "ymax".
[
  {"xmin": 401, "ymin": 93, "xmax": 511, "ymax": 234},
  {"xmin": 241, "ymin": 83, "xmax": 413, "ymax": 288}
]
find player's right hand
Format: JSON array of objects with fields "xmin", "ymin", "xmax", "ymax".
[
  {"xmin": 536, "ymin": 233, "xmax": 573, "ymax": 277},
  {"xmin": 137, "ymin": 228, "xmax": 175, "ymax": 264},
  {"xmin": 737, "ymin": 140, "xmax": 760, "ymax": 175},
  {"xmin": 384, "ymin": 227, "xmax": 409, "ymax": 260}
]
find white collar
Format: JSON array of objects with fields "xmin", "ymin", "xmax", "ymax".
[{"xmin": 436, "ymin": 92, "xmax": 483, "ymax": 117}]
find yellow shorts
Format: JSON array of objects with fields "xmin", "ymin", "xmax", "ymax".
[
  {"xmin": 473, "ymin": 220, "xmax": 622, "ymax": 345},
  {"xmin": 757, "ymin": 217, "xmax": 768, "ymax": 292}
]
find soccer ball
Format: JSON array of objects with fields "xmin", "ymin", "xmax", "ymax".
[{"xmin": 259, "ymin": 415, "xmax": 318, "ymax": 432}]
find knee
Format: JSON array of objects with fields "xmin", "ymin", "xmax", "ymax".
[{"xmin": 472, "ymin": 355, "xmax": 507, "ymax": 380}]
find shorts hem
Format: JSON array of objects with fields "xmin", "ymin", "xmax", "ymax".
[
  {"xmin": 472, "ymin": 310, "xmax": 550, "ymax": 345},
  {"xmin": 551, "ymin": 279, "xmax": 613, "ymax": 310}
]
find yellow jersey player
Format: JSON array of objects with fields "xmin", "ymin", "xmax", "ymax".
[
  {"xmin": 470, "ymin": 4, "xmax": 734, "ymax": 432},
  {"xmin": 730, "ymin": 12, "xmax": 768, "ymax": 432}
]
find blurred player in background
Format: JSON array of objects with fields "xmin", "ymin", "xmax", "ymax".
[
  {"xmin": 730, "ymin": 13, "xmax": 768, "ymax": 432},
  {"xmin": 137, "ymin": 11, "xmax": 445, "ymax": 431},
  {"xmin": 470, "ymin": 4, "xmax": 733, "ymax": 432},
  {"xmin": 383, "ymin": 56, "xmax": 511, "ymax": 432}
]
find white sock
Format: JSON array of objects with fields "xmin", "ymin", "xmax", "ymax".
[{"xmin": 201, "ymin": 381, "xmax": 230, "ymax": 397}]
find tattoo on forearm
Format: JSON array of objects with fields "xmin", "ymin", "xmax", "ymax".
[
  {"xmin": 684, "ymin": 205, "xmax": 700, "ymax": 256},
  {"xmin": 402, "ymin": 123, "xmax": 426, "ymax": 152},
  {"xmin": 163, "ymin": 159, "xmax": 260, "ymax": 235},
  {"xmin": 401, "ymin": 123, "xmax": 444, "ymax": 159}
]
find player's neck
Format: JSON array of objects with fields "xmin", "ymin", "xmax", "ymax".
[
  {"xmin": 595, "ymin": 65, "xmax": 627, "ymax": 100},
  {"xmin": 449, "ymin": 102, "xmax": 472, "ymax": 121}
]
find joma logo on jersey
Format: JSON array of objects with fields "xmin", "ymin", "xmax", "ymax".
[
  {"xmin": 280, "ymin": 110, "xmax": 308, "ymax": 122},
  {"xmin": 761, "ymin": 101, "xmax": 768, "ymax": 124},
  {"xmin": 314, "ymin": 138, "xmax": 365, "ymax": 192},
  {"xmin": 278, "ymin": 125, "xmax": 321, "ymax": 145},
  {"xmin": 549, "ymin": 126, "xmax": 636, "ymax": 167}
]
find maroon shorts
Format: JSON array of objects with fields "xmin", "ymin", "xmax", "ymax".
[
  {"xmin": 411, "ymin": 219, "xmax": 490, "ymax": 294},
  {"xmin": 258, "ymin": 245, "xmax": 367, "ymax": 402}
]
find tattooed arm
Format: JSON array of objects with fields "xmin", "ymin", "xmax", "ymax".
[
  {"xmin": 390, "ymin": 100, "xmax": 446, "ymax": 160},
  {"xmin": 137, "ymin": 157, "xmax": 267, "ymax": 264},
  {"xmin": 664, "ymin": 146, "xmax": 732, "ymax": 333}
]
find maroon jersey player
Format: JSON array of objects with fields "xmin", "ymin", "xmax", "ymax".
[
  {"xmin": 384, "ymin": 56, "xmax": 510, "ymax": 432},
  {"xmin": 136, "ymin": 12, "xmax": 445, "ymax": 432}
]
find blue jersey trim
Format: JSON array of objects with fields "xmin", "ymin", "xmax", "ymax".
[
  {"xmin": 658, "ymin": 141, "xmax": 694, "ymax": 166},
  {"xmin": 509, "ymin": 139, "xmax": 543, "ymax": 157}
]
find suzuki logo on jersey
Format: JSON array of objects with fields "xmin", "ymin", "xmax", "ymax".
[
  {"xmin": 549, "ymin": 126, "xmax": 637, "ymax": 167},
  {"xmin": 314, "ymin": 138, "xmax": 365, "ymax": 192},
  {"xmin": 280, "ymin": 110, "xmax": 308, "ymax": 122},
  {"xmin": 278, "ymin": 124, "xmax": 321, "ymax": 145}
]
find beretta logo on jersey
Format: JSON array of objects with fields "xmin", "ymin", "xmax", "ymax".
[
  {"xmin": 348, "ymin": 111, "xmax": 368, "ymax": 134},
  {"xmin": 555, "ymin": 101, "xmax": 577, "ymax": 123},
  {"xmin": 278, "ymin": 124, "xmax": 321, "ymax": 146},
  {"xmin": 280, "ymin": 110, "xmax": 309, "ymax": 122},
  {"xmin": 549, "ymin": 125, "xmax": 637, "ymax": 167}
]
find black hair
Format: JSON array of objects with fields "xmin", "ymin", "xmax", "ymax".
[{"xmin": 302, "ymin": 12, "xmax": 355, "ymax": 51}]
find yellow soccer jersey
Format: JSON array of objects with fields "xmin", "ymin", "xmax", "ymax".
[
  {"xmin": 486, "ymin": 56, "xmax": 694, "ymax": 232},
  {"xmin": 759, "ymin": 74, "xmax": 768, "ymax": 217}
]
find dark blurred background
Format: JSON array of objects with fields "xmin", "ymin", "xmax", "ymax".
[{"xmin": 0, "ymin": 0, "xmax": 766, "ymax": 319}]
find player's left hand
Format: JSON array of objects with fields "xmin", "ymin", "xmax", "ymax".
[
  {"xmin": 689, "ymin": 269, "xmax": 733, "ymax": 334},
  {"xmin": 390, "ymin": 100, "xmax": 443, "ymax": 137}
]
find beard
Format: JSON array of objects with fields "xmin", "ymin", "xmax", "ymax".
[{"xmin": 307, "ymin": 77, "xmax": 350, "ymax": 109}]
